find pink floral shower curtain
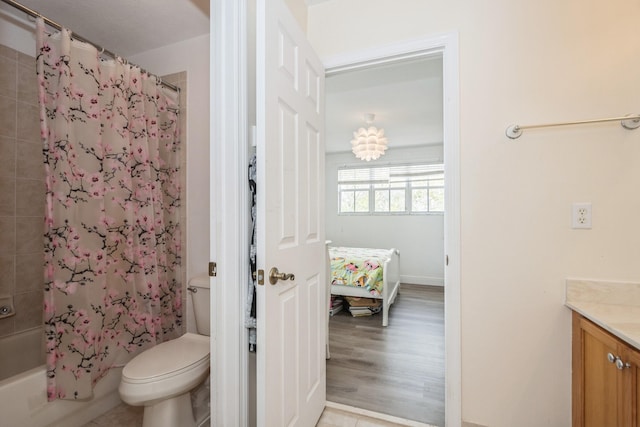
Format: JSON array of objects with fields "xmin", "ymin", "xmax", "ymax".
[{"xmin": 35, "ymin": 18, "xmax": 183, "ymax": 400}]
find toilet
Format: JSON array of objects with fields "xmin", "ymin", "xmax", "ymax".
[{"xmin": 119, "ymin": 277, "xmax": 210, "ymax": 427}]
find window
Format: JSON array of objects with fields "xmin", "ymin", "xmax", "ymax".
[{"xmin": 338, "ymin": 163, "xmax": 444, "ymax": 214}]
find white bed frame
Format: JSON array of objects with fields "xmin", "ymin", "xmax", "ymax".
[{"xmin": 328, "ymin": 248, "xmax": 401, "ymax": 327}]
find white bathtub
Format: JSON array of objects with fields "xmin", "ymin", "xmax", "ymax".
[{"xmin": 0, "ymin": 328, "xmax": 123, "ymax": 427}]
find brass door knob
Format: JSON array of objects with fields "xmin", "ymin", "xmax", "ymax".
[{"xmin": 268, "ymin": 267, "xmax": 295, "ymax": 285}]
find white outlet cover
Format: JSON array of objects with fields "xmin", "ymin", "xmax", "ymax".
[{"xmin": 572, "ymin": 203, "xmax": 592, "ymax": 229}]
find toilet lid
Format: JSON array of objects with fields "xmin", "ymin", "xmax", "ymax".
[{"xmin": 122, "ymin": 333, "xmax": 210, "ymax": 381}]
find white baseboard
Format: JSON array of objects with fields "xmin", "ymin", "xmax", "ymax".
[{"xmin": 400, "ymin": 275, "xmax": 444, "ymax": 286}]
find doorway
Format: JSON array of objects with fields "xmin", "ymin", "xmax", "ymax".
[
  {"xmin": 324, "ymin": 55, "xmax": 445, "ymax": 426},
  {"xmin": 211, "ymin": 0, "xmax": 461, "ymax": 422}
]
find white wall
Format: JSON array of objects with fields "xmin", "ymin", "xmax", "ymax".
[
  {"xmin": 309, "ymin": 1, "xmax": 640, "ymax": 426},
  {"xmin": 130, "ymin": 35, "xmax": 211, "ymax": 284},
  {"xmin": 326, "ymin": 146, "xmax": 444, "ymax": 285}
]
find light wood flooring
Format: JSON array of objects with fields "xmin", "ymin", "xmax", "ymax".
[{"xmin": 326, "ymin": 284, "xmax": 445, "ymax": 427}]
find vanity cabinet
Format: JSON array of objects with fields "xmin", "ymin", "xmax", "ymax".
[{"xmin": 573, "ymin": 311, "xmax": 640, "ymax": 426}]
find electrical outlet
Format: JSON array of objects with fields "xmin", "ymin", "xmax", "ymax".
[{"xmin": 572, "ymin": 203, "xmax": 592, "ymax": 229}]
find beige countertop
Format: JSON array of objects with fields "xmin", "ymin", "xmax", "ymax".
[{"xmin": 566, "ymin": 279, "xmax": 640, "ymax": 350}]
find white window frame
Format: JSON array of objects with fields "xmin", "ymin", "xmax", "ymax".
[{"xmin": 338, "ymin": 162, "xmax": 444, "ymax": 215}]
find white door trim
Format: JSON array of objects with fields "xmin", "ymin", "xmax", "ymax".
[
  {"xmin": 211, "ymin": 0, "xmax": 249, "ymax": 426},
  {"xmin": 323, "ymin": 33, "xmax": 462, "ymax": 427}
]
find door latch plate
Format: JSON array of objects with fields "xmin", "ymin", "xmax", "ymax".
[
  {"xmin": 257, "ymin": 269, "xmax": 265, "ymax": 285},
  {"xmin": 209, "ymin": 262, "xmax": 217, "ymax": 277}
]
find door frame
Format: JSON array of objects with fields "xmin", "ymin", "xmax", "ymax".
[
  {"xmin": 323, "ymin": 33, "xmax": 461, "ymax": 426},
  {"xmin": 211, "ymin": 0, "xmax": 250, "ymax": 425},
  {"xmin": 212, "ymin": 0, "xmax": 461, "ymax": 423}
]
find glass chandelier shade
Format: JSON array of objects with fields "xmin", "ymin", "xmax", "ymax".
[{"xmin": 350, "ymin": 114, "xmax": 388, "ymax": 161}]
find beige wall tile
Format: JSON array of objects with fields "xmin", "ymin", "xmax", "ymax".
[
  {"xmin": 0, "ymin": 96, "xmax": 16, "ymax": 138},
  {"xmin": 0, "ymin": 49, "xmax": 43, "ymax": 345},
  {"xmin": 14, "ymin": 290, "xmax": 43, "ymax": 331},
  {"xmin": 16, "ymin": 252, "xmax": 43, "ymax": 293},
  {"xmin": 0, "ymin": 216, "xmax": 16, "ymax": 253},
  {"xmin": 15, "ymin": 216, "xmax": 42, "ymax": 254},
  {"xmin": 0, "ymin": 136, "xmax": 16, "ymax": 177},
  {"xmin": 16, "ymin": 101, "xmax": 39, "ymax": 142},
  {"xmin": 0, "ymin": 55, "xmax": 16, "ymax": 99},
  {"xmin": 16, "ymin": 179, "xmax": 44, "ymax": 216},
  {"xmin": 16, "ymin": 141, "xmax": 44, "ymax": 180},
  {"xmin": 0, "ymin": 176, "xmax": 15, "ymax": 216},
  {"xmin": 0, "ymin": 254, "xmax": 15, "ymax": 295},
  {"xmin": 0, "ymin": 45, "xmax": 18, "ymax": 61},
  {"xmin": 17, "ymin": 63, "xmax": 38, "ymax": 106},
  {"xmin": 17, "ymin": 51, "xmax": 35, "ymax": 69},
  {"xmin": 0, "ymin": 315, "xmax": 15, "ymax": 337},
  {"xmin": 162, "ymin": 72, "xmax": 182, "ymax": 85}
]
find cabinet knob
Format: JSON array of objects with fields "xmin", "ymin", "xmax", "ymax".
[
  {"xmin": 615, "ymin": 358, "xmax": 631, "ymax": 370},
  {"xmin": 607, "ymin": 352, "xmax": 617, "ymax": 363}
]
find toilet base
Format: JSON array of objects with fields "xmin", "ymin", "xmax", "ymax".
[{"xmin": 142, "ymin": 392, "xmax": 195, "ymax": 427}]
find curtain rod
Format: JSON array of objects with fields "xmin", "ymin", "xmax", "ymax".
[
  {"xmin": 0, "ymin": 0, "xmax": 180, "ymax": 94},
  {"xmin": 506, "ymin": 114, "xmax": 640, "ymax": 139}
]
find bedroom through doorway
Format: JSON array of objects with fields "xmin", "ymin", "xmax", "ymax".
[{"xmin": 324, "ymin": 54, "xmax": 446, "ymax": 427}]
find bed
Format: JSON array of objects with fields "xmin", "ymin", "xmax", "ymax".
[{"xmin": 327, "ymin": 245, "xmax": 400, "ymax": 327}]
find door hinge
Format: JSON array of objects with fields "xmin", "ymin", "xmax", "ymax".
[{"xmin": 209, "ymin": 262, "xmax": 217, "ymax": 277}]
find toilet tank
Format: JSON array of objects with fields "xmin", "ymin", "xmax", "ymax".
[{"xmin": 188, "ymin": 276, "xmax": 210, "ymax": 336}]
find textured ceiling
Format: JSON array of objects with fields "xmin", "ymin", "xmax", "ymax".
[
  {"xmin": 326, "ymin": 56, "xmax": 444, "ymax": 153},
  {"xmin": 4, "ymin": 0, "xmax": 209, "ymax": 57}
]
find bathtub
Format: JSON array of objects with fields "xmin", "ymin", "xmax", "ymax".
[{"xmin": 0, "ymin": 327, "xmax": 123, "ymax": 427}]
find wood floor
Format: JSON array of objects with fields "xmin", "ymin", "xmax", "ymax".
[{"xmin": 326, "ymin": 284, "xmax": 445, "ymax": 427}]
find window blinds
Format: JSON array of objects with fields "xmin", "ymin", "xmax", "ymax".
[{"xmin": 338, "ymin": 163, "xmax": 444, "ymax": 185}]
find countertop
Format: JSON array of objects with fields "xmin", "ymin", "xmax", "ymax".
[{"xmin": 566, "ymin": 279, "xmax": 640, "ymax": 350}]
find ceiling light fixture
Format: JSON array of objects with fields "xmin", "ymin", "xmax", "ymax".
[{"xmin": 350, "ymin": 113, "xmax": 388, "ymax": 161}]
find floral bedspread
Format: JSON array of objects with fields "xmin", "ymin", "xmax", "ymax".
[{"xmin": 328, "ymin": 246, "xmax": 391, "ymax": 296}]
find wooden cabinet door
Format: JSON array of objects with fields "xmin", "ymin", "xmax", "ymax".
[
  {"xmin": 574, "ymin": 312, "xmax": 640, "ymax": 427},
  {"xmin": 582, "ymin": 320, "xmax": 620, "ymax": 426},
  {"xmin": 573, "ymin": 312, "xmax": 623, "ymax": 426},
  {"xmin": 623, "ymin": 345, "xmax": 640, "ymax": 427}
]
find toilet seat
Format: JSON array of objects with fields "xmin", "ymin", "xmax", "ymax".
[{"xmin": 119, "ymin": 333, "xmax": 210, "ymax": 406}]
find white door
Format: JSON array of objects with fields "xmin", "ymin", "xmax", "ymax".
[{"xmin": 255, "ymin": 1, "xmax": 326, "ymax": 426}]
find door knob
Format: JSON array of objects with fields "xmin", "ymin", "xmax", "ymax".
[{"xmin": 269, "ymin": 267, "xmax": 295, "ymax": 285}]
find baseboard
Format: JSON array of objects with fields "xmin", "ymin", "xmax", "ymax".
[{"xmin": 400, "ymin": 275, "xmax": 444, "ymax": 286}]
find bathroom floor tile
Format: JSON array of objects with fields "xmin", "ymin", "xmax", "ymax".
[{"xmin": 85, "ymin": 403, "xmax": 143, "ymax": 427}]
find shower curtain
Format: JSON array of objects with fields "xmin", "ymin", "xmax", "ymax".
[{"xmin": 36, "ymin": 19, "xmax": 183, "ymax": 400}]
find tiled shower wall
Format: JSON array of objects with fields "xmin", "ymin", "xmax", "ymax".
[
  {"xmin": 0, "ymin": 43, "xmax": 188, "ymax": 339},
  {"xmin": 0, "ymin": 44, "xmax": 44, "ymax": 338}
]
